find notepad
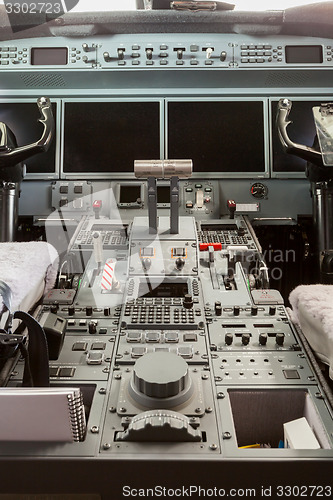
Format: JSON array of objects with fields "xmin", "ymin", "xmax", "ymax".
[{"xmin": 0, "ymin": 387, "xmax": 86, "ymax": 442}]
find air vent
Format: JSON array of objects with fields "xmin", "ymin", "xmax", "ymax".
[
  {"xmin": 264, "ymin": 71, "xmax": 308, "ymax": 87},
  {"xmin": 20, "ymin": 72, "xmax": 66, "ymax": 88}
]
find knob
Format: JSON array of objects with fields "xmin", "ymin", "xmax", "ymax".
[
  {"xmin": 269, "ymin": 306, "xmax": 276, "ymax": 316},
  {"xmin": 175, "ymin": 257, "xmax": 185, "ymax": 270},
  {"xmin": 82, "ymin": 43, "xmax": 90, "ymax": 52},
  {"xmin": 225, "ymin": 333, "xmax": 233, "ymax": 346},
  {"xmin": 215, "ymin": 301, "xmax": 222, "ymax": 316},
  {"xmin": 133, "ymin": 352, "xmax": 189, "ymax": 398},
  {"xmin": 50, "ymin": 304, "xmax": 59, "ymax": 314},
  {"xmin": 88, "ymin": 321, "xmax": 97, "ymax": 334},
  {"xmin": 68, "ymin": 306, "xmax": 75, "ymax": 316},
  {"xmin": 142, "ymin": 258, "xmax": 152, "ymax": 271},
  {"xmin": 86, "ymin": 306, "xmax": 93, "ymax": 316},
  {"xmin": 220, "ymin": 51, "xmax": 227, "ymax": 62},
  {"xmin": 104, "ymin": 307, "xmax": 111, "ymax": 316},
  {"xmin": 276, "ymin": 332, "xmax": 285, "ymax": 346},
  {"xmin": 237, "ymin": 228, "xmax": 245, "ymax": 236},
  {"xmin": 259, "ymin": 333, "xmax": 268, "ymax": 346},
  {"xmin": 233, "ymin": 306, "xmax": 240, "ymax": 316},
  {"xmin": 146, "ymin": 48, "xmax": 153, "ymax": 60},
  {"xmin": 103, "ymin": 51, "xmax": 112, "ymax": 62},
  {"xmin": 251, "ymin": 306, "xmax": 258, "ymax": 316},
  {"xmin": 117, "ymin": 48, "xmax": 125, "ymax": 60},
  {"xmin": 183, "ymin": 294, "xmax": 193, "ymax": 309},
  {"xmin": 82, "ymin": 56, "xmax": 90, "ymax": 64},
  {"xmin": 242, "ymin": 333, "xmax": 250, "ymax": 346}
]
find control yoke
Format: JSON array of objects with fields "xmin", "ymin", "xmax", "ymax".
[
  {"xmin": 0, "ymin": 96, "xmax": 54, "ymax": 169},
  {"xmin": 276, "ymin": 98, "xmax": 324, "ymax": 167},
  {"xmin": 134, "ymin": 159, "xmax": 192, "ymax": 234}
]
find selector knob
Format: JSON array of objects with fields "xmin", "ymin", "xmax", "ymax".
[
  {"xmin": 88, "ymin": 321, "xmax": 97, "ymax": 334},
  {"xmin": 175, "ymin": 257, "xmax": 185, "ymax": 271},
  {"xmin": 276, "ymin": 332, "xmax": 285, "ymax": 346},
  {"xmin": 242, "ymin": 333, "xmax": 250, "ymax": 346},
  {"xmin": 86, "ymin": 306, "xmax": 93, "ymax": 316},
  {"xmin": 50, "ymin": 304, "xmax": 59, "ymax": 314},
  {"xmin": 103, "ymin": 51, "xmax": 112, "ymax": 62},
  {"xmin": 237, "ymin": 228, "xmax": 245, "ymax": 236},
  {"xmin": 68, "ymin": 306, "xmax": 75, "ymax": 316},
  {"xmin": 233, "ymin": 306, "xmax": 240, "ymax": 316},
  {"xmin": 251, "ymin": 306, "xmax": 258, "ymax": 316},
  {"xmin": 269, "ymin": 306, "xmax": 276, "ymax": 316},
  {"xmin": 82, "ymin": 43, "xmax": 90, "ymax": 52},
  {"xmin": 259, "ymin": 333, "xmax": 267, "ymax": 346},
  {"xmin": 104, "ymin": 307, "xmax": 111, "ymax": 317},
  {"xmin": 215, "ymin": 301, "xmax": 222, "ymax": 316},
  {"xmin": 225, "ymin": 332, "xmax": 233, "ymax": 346},
  {"xmin": 142, "ymin": 258, "xmax": 152, "ymax": 271},
  {"xmin": 183, "ymin": 294, "xmax": 193, "ymax": 309}
]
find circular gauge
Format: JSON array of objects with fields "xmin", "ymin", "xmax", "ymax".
[{"xmin": 250, "ymin": 182, "xmax": 268, "ymax": 199}]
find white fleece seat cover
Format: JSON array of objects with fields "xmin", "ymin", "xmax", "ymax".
[
  {"xmin": 289, "ymin": 285, "xmax": 333, "ymax": 378},
  {"xmin": 0, "ymin": 242, "xmax": 58, "ymax": 319}
]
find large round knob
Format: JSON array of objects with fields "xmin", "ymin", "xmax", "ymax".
[{"xmin": 133, "ymin": 352, "xmax": 189, "ymax": 399}]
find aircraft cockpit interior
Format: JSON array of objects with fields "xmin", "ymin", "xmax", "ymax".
[{"xmin": 1, "ymin": 1, "xmax": 333, "ymax": 498}]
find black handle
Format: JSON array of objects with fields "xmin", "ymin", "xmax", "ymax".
[
  {"xmin": 276, "ymin": 98, "xmax": 323, "ymax": 167},
  {"xmin": 0, "ymin": 97, "xmax": 54, "ymax": 169}
]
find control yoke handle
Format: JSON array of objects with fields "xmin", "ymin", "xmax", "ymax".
[
  {"xmin": 276, "ymin": 98, "xmax": 323, "ymax": 167},
  {"xmin": 0, "ymin": 97, "xmax": 54, "ymax": 168}
]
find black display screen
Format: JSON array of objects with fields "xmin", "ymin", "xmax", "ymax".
[
  {"xmin": 119, "ymin": 185, "xmax": 141, "ymax": 204},
  {"xmin": 31, "ymin": 48, "xmax": 68, "ymax": 65},
  {"xmin": 201, "ymin": 223, "xmax": 238, "ymax": 231},
  {"xmin": 138, "ymin": 280, "xmax": 188, "ymax": 298},
  {"xmin": 0, "ymin": 102, "xmax": 57, "ymax": 174},
  {"xmin": 157, "ymin": 185, "xmax": 170, "ymax": 204},
  {"xmin": 271, "ymin": 100, "xmax": 321, "ymax": 172},
  {"xmin": 63, "ymin": 102, "xmax": 160, "ymax": 173},
  {"xmin": 285, "ymin": 46, "xmax": 323, "ymax": 64},
  {"xmin": 167, "ymin": 101, "xmax": 265, "ymax": 173}
]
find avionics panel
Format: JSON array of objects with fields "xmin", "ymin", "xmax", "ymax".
[
  {"xmin": 167, "ymin": 100, "xmax": 266, "ymax": 176},
  {"xmin": 271, "ymin": 98, "xmax": 330, "ymax": 175},
  {"xmin": 0, "ymin": 101, "xmax": 58, "ymax": 176},
  {"xmin": 63, "ymin": 100, "xmax": 162, "ymax": 176}
]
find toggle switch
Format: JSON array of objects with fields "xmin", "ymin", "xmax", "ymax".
[{"xmin": 215, "ymin": 301, "xmax": 222, "ymax": 316}]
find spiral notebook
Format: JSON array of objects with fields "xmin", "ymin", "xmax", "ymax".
[{"xmin": 0, "ymin": 387, "xmax": 86, "ymax": 442}]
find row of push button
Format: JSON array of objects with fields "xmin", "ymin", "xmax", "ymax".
[{"xmin": 117, "ymin": 59, "xmax": 215, "ymax": 66}]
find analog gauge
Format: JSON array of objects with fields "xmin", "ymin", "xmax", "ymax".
[{"xmin": 250, "ymin": 182, "xmax": 268, "ymax": 199}]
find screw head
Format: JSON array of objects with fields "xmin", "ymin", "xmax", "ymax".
[
  {"xmin": 90, "ymin": 426, "xmax": 99, "ymax": 434},
  {"xmin": 209, "ymin": 444, "xmax": 218, "ymax": 450},
  {"xmin": 103, "ymin": 443, "xmax": 111, "ymax": 450}
]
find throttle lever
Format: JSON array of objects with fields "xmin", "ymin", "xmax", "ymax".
[
  {"xmin": 276, "ymin": 98, "xmax": 323, "ymax": 167},
  {"xmin": 0, "ymin": 97, "xmax": 54, "ymax": 168}
]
